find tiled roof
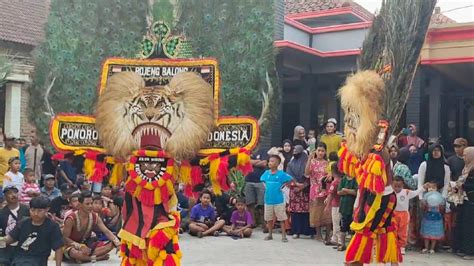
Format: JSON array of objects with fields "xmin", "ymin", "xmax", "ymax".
[
  {"xmin": 285, "ymin": 0, "xmax": 374, "ymax": 20},
  {"xmin": 430, "ymin": 7, "xmax": 456, "ymax": 25},
  {"xmin": 0, "ymin": 0, "xmax": 50, "ymax": 46}
]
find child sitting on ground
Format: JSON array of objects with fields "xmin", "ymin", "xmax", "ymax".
[
  {"xmin": 20, "ymin": 168, "xmax": 40, "ymax": 205},
  {"xmin": 189, "ymin": 190, "xmax": 225, "ymax": 238},
  {"xmin": 223, "ymin": 198, "xmax": 253, "ymax": 238},
  {"xmin": 92, "ymin": 194, "xmax": 110, "ymax": 241},
  {"xmin": 392, "ymin": 176, "xmax": 425, "ymax": 255},
  {"xmin": 105, "ymin": 196, "xmax": 123, "ymax": 234},
  {"xmin": 337, "ymin": 172, "xmax": 358, "ymax": 251},
  {"xmin": 63, "ymin": 193, "xmax": 80, "ymax": 221},
  {"xmin": 420, "ymin": 182, "xmax": 445, "ymax": 254},
  {"xmin": 261, "ymin": 155, "xmax": 292, "ymax": 242}
]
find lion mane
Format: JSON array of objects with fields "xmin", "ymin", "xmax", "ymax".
[
  {"xmin": 95, "ymin": 71, "xmax": 215, "ymax": 160},
  {"xmin": 338, "ymin": 70, "xmax": 385, "ymax": 158}
]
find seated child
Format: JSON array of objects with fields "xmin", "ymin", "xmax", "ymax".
[
  {"xmin": 20, "ymin": 168, "xmax": 40, "ymax": 205},
  {"xmin": 223, "ymin": 198, "xmax": 253, "ymax": 238},
  {"xmin": 63, "ymin": 193, "xmax": 80, "ymax": 222},
  {"xmin": 92, "ymin": 195, "xmax": 111, "ymax": 241},
  {"xmin": 189, "ymin": 190, "xmax": 225, "ymax": 238},
  {"xmin": 420, "ymin": 182, "xmax": 445, "ymax": 254},
  {"xmin": 104, "ymin": 196, "xmax": 123, "ymax": 234},
  {"xmin": 100, "ymin": 185, "xmax": 113, "ymax": 199},
  {"xmin": 1, "ymin": 196, "xmax": 64, "ymax": 266}
]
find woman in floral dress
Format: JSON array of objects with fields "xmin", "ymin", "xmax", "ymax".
[
  {"xmin": 288, "ymin": 145, "xmax": 316, "ymax": 238},
  {"xmin": 305, "ymin": 142, "xmax": 331, "ymax": 242}
]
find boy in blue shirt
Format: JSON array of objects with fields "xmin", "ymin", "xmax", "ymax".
[{"xmin": 261, "ymin": 155, "xmax": 292, "ymax": 242}]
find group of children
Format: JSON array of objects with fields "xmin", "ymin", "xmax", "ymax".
[
  {"xmin": 187, "ymin": 190, "xmax": 254, "ymax": 239},
  {"xmin": 2, "ymin": 157, "xmax": 40, "ymax": 207},
  {"xmin": 247, "ymin": 140, "xmax": 446, "ymax": 258}
]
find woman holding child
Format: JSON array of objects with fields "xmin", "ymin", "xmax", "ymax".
[
  {"xmin": 417, "ymin": 144, "xmax": 451, "ymax": 253},
  {"xmin": 288, "ymin": 145, "xmax": 315, "ymax": 238},
  {"xmin": 305, "ymin": 142, "xmax": 332, "ymax": 243}
]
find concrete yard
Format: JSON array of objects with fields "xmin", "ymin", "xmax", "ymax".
[{"xmin": 54, "ymin": 230, "xmax": 468, "ymax": 265}]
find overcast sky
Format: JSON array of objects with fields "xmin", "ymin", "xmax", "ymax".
[{"xmin": 355, "ymin": 0, "xmax": 474, "ymax": 22}]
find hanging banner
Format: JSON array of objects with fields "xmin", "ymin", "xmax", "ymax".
[
  {"xmin": 49, "ymin": 114, "xmax": 104, "ymax": 153},
  {"xmin": 100, "ymin": 58, "xmax": 220, "ymax": 120},
  {"xmin": 201, "ymin": 116, "xmax": 259, "ymax": 154},
  {"xmin": 50, "ymin": 57, "xmax": 259, "ymax": 154}
]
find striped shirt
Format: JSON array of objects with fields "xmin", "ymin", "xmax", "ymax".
[{"xmin": 20, "ymin": 182, "xmax": 40, "ymax": 205}]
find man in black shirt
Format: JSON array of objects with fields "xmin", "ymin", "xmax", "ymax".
[
  {"xmin": 2, "ymin": 196, "xmax": 64, "ymax": 266},
  {"xmin": 0, "ymin": 186, "xmax": 29, "ymax": 265},
  {"xmin": 213, "ymin": 191, "xmax": 236, "ymax": 225},
  {"xmin": 244, "ymin": 147, "xmax": 268, "ymax": 229},
  {"xmin": 448, "ymin": 138, "xmax": 467, "ymax": 181}
]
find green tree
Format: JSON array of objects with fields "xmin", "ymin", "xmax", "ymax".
[
  {"xmin": 177, "ymin": 0, "xmax": 279, "ymax": 133},
  {"xmin": 30, "ymin": 0, "xmax": 149, "ymax": 141},
  {"xmin": 0, "ymin": 54, "xmax": 12, "ymax": 87}
]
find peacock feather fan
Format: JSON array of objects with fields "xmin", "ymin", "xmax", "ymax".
[{"xmin": 358, "ymin": 0, "xmax": 436, "ymax": 135}]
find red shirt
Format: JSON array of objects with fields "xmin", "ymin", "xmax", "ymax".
[
  {"xmin": 20, "ymin": 182, "xmax": 40, "ymax": 205},
  {"xmin": 328, "ymin": 178, "xmax": 341, "ymax": 207}
]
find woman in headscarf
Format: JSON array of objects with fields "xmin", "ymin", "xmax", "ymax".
[
  {"xmin": 293, "ymin": 125, "xmax": 308, "ymax": 150},
  {"xmin": 389, "ymin": 145, "xmax": 399, "ymax": 171},
  {"xmin": 287, "ymin": 145, "xmax": 315, "ymax": 239},
  {"xmin": 398, "ymin": 124, "xmax": 425, "ymax": 149},
  {"xmin": 407, "ymin": 144, "xmax": 424, "ymax": 175},
  {"xmin": 417, "ymin": 144, "xmax": 451, "ymax": 199},
  {"xmin": 267, "ymin": 139, "xmax": 293, "ymax": 171},
  {"xmin": 458, "ymin": 147, "xmax": 474, "ymax": 259},
  {"xmin": 281, "ymin": 139, "xmax": 293, "ymax": 171}
]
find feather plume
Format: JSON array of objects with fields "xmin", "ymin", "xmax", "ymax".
[{"xmin": 358, "ymin": 0, "xmax": 437, "ymax": 135}]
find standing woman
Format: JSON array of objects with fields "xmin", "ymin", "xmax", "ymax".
[
  {"xmin": 319, "ymin": 119, "xmax": 342, "ymax": 156},
  {"xmin": 459, "ymin": 147, "xmax": 474, "ymax": 260},
  {"xmin": 417, "ymin": 144, "xmax": 450, "ymax": 250},
  {"xmin": 389, "ymin": 145, "xmax": 399, "ymax": 171},
  {"xmin": 417, "ymin": 144, "xmax": 451, "ymax": 199},
  {"xmin": 293, "ymin": 125, "xmax": 308, "ymax": 150},
  {"xmin": 288, "ymin": 145, "xmax": 315, "ymax": 239},
  {"xmin": 305, "ymin": 142, "xmax": 331, "ymax": 242}
]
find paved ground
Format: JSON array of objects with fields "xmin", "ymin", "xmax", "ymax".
[{"xmin": 53, "ymin": 230, "xmax": 468, "ymax": 265}]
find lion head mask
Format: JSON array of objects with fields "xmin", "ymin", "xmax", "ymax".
[
  {"xmin": 95, "ymin": 71, "xmax": 215, "ymax": 160},
  {"xmin": 338, "ymin": 70, "xmax": 385, "ymax": 158}
]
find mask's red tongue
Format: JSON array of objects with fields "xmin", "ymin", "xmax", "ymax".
[
  {"xmin": 140, "ymin": 133, "xmax": 162, "ymax": 150},
  {"xmin": 145, "ymin": 172, "xmax": 156, "ymax": 179}
]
